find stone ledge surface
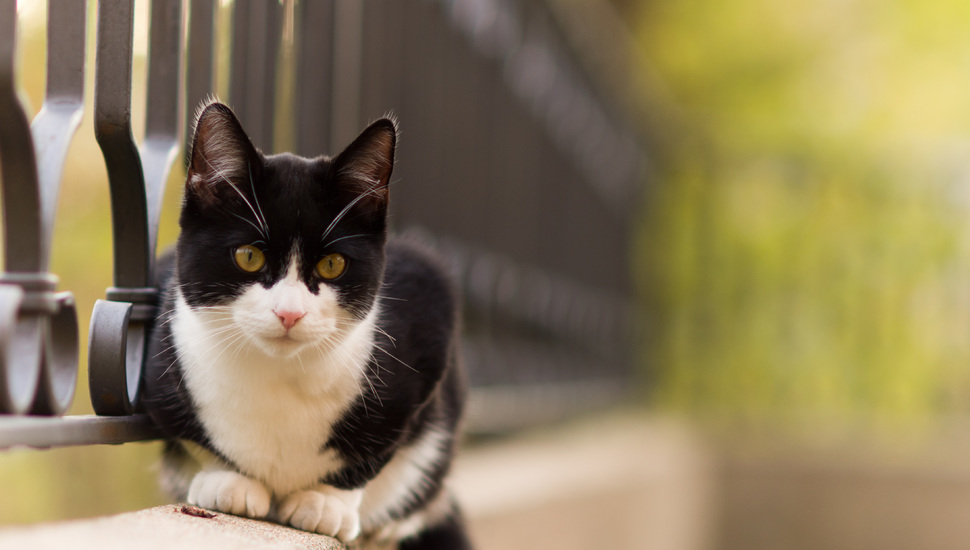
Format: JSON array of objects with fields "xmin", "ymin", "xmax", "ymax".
[{"xmin": 0, "ymin": 503, "xmax": 343, "ymax": 550}]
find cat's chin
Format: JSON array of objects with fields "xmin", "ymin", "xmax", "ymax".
[{"xmin": 251, "ymin": 334, "xmax": 311, "ymax": 359}]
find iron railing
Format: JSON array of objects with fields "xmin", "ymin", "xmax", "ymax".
[{"xmin": 0, "ymin": 0, "xmax": 644, "ymax": 449}]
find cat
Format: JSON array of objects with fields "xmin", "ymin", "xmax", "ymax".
[{"xmin": 142, "ymin": 100, "xmax": 471, "ymax": 550}]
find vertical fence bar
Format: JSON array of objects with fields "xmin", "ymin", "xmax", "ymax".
[
  {"xmin": 141, "ymin": 0, "xmax": 184, "ymax": 261},
  {"xmin": 0, "ymin": 0, "xmax": 46, "ymax": 414},
  {"xmin": 185, "ymin": 0, "xmax": 215, "ymax": 154},
  {"xmin": 293, "ymin": 0, "xmax": 335, "ymax": 157},
  {"xmin": 90, "ymin": 0, "xmax": 185, "ymax": 417},
  {"xmin": 27, "ymin": 0, "xmax": 88, "ymax": 415},
  {"xmin": 0, "ymin": 1, "xmax": 41, "ymax": 273},
  {"xmin": 229, "ymin": 0, "xmax": 281, "ymax": 152},
  {"xmin": 90, "ymin": 0, "xmax": 144, "ymax": 416},
  {"xmin": 89, "ymin": 0, "xmax": 188, "ymax": 416},
  {"xmin": 93, "ymin": 0, "xmax": 148, "ymax": 290},
  {"xmin": 330, "ymin": 0, "xmax": 363, "ymax": 147}
]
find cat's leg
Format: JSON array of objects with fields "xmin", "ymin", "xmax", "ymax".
[
  {"xmin": 187, "ymin": 469, "xmax": 272, "ymax": 519},
  {"xmin": 158, "ymin": 440, "xmax": 196, "ymax": 502},
  {"xmin": 277, "ymin": 485, "xmax": 363, "ymax": 542}
]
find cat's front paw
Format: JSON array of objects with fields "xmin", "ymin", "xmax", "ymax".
[
  {"xmin": 187, "ymin": 470, "xmax": 271, "ymax": 519},
  {"xmin": 277, "ymin": 489, "xmax": 361, "ymax": 541}
]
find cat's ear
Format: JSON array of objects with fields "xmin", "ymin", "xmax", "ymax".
[
  {"xmin": 185, "ymin": 101, "xmax": 261, "ymax": 206},
  {"xmin": 331, "ymin": 117, "xmax": 397, "ymax": 209}
]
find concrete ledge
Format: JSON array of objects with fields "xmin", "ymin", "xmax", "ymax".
[
  {"xmin": 0, "ymin": 504, "xmax": 343, "ymax": 550},
  {"xmin": 452, "ymin": 414, "xmax": 716, "ymax": 550}
]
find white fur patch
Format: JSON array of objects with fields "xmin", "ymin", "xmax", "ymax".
[
  {"xmin": 277, "ymin": 485, "xmax": 363, "ymax": 541},
  {"xmin": 172, "ymin": 257, "xmax": 377, "ymax": 496},
  {"xmin": 188, "ymin": 469, "xmax": 271, "ymax": 518},
  {"xmin": 358, "ymin": 426, "xmax": 450, "ymax": 533}
]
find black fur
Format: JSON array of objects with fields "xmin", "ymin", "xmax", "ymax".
[{"xmin": 399, "ymin": 504, "xmax": 473, "ymax": 550}]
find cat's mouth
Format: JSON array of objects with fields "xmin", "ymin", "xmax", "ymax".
[
  {"xmin": 265, "ymin": 332, "xmax": 302, "ymax": 345},
  {"xmin": 252, "ymin": 332, "xmax": 307, "ymax": 357}
]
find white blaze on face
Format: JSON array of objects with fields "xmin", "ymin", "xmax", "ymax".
[{"xmin": 230, "ymin": 253, "xmax": 349, "ymax": 358}]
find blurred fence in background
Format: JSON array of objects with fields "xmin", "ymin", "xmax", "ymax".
[{"xmin": 0, "ymin": 0, "xmax": 644, "ymax": 450}]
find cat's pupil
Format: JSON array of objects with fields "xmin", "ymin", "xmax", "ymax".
[
  {"xmin": 316, "ymin": 253, "xmax": 347, "ymax": 280},
  {"xmin": 234, "ymin": 244, "xmax": 266, "ymax": 273}
]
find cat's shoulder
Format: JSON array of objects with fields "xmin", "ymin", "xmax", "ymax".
[
  {"xmin": 384, "ymin": 235, "xmax": 454, "ymax": 287},
  {"xmin": 382, "ymin": 234, "xmax": 458, "ymax": 315}
]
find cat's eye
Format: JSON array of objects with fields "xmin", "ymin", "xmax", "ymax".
[
  {"xmin": 316, "ymin": 254, "xmax": 347, "ymax": 280},
  {"xmin": 234, "ymin": 245, "xmax": 266, "ymax": 273}
]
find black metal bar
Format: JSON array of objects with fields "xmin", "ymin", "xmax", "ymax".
[
  {"xmin": 0, "ymin": 0, "xmax": 44, "ymax": 414},
  {"xmin": 0, "ymin": 415, "xmax": 161, "ymax": 450},
  {"xmin": 0, "ymin": 0, "xmax": 42, "ymax": 274},
  {"xmin": 90, "ymin": 0, "xmax": 185, "ymax": 416},
  {"xmin": 294, "ymin": 0, "xmax": 335, "ymax": 157},
  {"xmin": 185, "ymin": 0, "xmax": 215, "ymax": 152},
  {"xmin": 91, "ymin": 0, "xmax": 147, "ymax": 416},
  {"xmin": 94, "ymin": 0, "xmax": 149, "ymax": 289},
  {"xmin": 229, "ymin": 0, "xmax": 281, "ymax": 152},
  {"xmin": 34, "ymin": 0, "xmax": 87, "ymax": 267},
  {"xmin": 330, "ymin": 0, "xmax": 363, "ymax": 147},
  {"xmin": 26, "ymin": 0, "xmax": 88, "ymax": 416},
  {"xmin": 141, "ymin": 0, "xmax": 184, "ymax": 264}
]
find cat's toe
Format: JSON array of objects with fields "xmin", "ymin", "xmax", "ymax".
[
  {"xmin": 187, "ymin": 470, "xmax": 271, "ymax": 519},
  {"xmin": 278, "ymin": 490, "xmax": 360, "ymax": 541}
]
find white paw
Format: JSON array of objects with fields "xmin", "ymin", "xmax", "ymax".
[
  {"xmin": 277, "ymin": 489, "xmax": 361, "ymax": 541},
  {"xmin": 187, "ymin": 470, "xmax": 271, "ymax": 519}
]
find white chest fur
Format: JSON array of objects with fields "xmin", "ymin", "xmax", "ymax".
[{"xmin": 172, "ymin": 286, "xmax": 377, "ymax": 496}]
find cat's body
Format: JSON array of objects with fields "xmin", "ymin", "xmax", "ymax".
[{"xmin": 143, "ymin": 102, "xmax": 470, "ymax": 549}]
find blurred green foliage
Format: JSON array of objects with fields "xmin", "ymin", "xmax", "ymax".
[{"xmin": 635, "ymin": 0, "xmax": 970, "ymax": 425}]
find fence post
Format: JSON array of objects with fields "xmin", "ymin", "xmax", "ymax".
[{"xmin": 90, "ymin": 0, "xmax": 184, "ymax": 416}]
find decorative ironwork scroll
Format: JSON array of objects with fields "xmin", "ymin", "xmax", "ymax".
[{"xmin": 0, "ymin": 0, "xmax": 85, "ymax": 415}]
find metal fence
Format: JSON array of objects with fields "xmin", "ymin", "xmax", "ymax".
[{"xmin": 0, "ymin": 0, "xmax": 643, "ymax": 449}]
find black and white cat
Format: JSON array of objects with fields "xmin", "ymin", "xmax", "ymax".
[{"xmin": 143, "ymin": 101, "xmax": 470, "ymax": 550}]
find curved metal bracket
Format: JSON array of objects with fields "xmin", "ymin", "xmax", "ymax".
[
  {"xmin": 32, "ymin": 292, "xmax": 79, "ymax": 416},
  {"xmin": 0, "ymin": 284, "xmax": 38, "ymax": 414},
  {"xmin": 88, "ymin": 299, "xmax": 137, "ymax": 416}
]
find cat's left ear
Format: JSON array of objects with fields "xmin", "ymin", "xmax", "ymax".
[
  {"xmin": 331, "ymin": 117, "xmax": 397, "ymax": 209},
  {"xmin": 185, "ymin": 101, "xmax": 262, "ymax": 208}
]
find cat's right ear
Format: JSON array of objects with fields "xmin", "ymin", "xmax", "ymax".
[{"xmin": 185, "ymin": 101, "xmax": 261, "ymax": 206}]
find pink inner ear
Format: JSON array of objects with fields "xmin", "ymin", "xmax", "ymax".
[
  {"xmin": 191, "ymin": 118, "xmax": 249, "ymax": 184},
  {"xmin": 186, "ymin": 103, "xmax": 259, "ymax": 204},
  {"xmin": 334, "ymin": 122, "xmax": 396, "ymax": 205}
]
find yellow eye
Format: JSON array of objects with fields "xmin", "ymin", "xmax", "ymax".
[
  {"xmin": 233, "ymin": 245, "xmax": 266, "ymax": 273},
  {"xmin": 316, "ymin": 253, "xmax": 347, "ymax": 280}
]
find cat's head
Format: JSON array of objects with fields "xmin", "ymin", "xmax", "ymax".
[{"xmin": 175, "ymin": 101, "xmax": 396, "ymax": 358}]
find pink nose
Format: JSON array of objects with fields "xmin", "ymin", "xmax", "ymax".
[{"xmin": 274, "ymin": 309, "xmax": 305, "ymax": 330}]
